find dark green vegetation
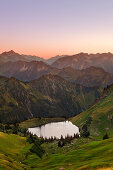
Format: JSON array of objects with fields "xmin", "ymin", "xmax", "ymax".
[
  {"xmin": 71, "ymin": 83, "xmax": 113, "ymax": 139},
  {"xmin": 0, "ymin": 75, "xmax": 101, "ymax": 123},
  {"xmin": 26, "ymin": 133, "xmax": 45, "ymax": 158}
]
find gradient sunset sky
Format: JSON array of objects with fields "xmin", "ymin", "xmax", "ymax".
[{"xmin": 0, "ymin": 0, "xmax": 113, "ymax": 59}]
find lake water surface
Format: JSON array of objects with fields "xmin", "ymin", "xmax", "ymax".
[{"xmin": 28, "ymin": 121, "xmax": 79, "ymax": 139}]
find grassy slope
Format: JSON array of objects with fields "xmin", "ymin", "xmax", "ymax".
[
  {"xmin": 71, "ymin": 88, "xmax": 113, "ymax": 139},
  {"xmin": 1, "ymin": 132, "xmax": 113, "ymax": 169},
  {"xmin": 25, "ymin": 138, "xmax": 113, "ymax": 170},
  {"xmin": 0, "ymin": 132, "xmax": 31, "ymax": 170}
]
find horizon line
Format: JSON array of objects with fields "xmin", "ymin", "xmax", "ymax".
[{"xmin": 0, "ymin": 50, "xmax": 112, "ymax": 60}]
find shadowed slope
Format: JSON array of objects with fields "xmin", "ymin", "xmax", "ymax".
[
  {"xmin": 71, "ymin": 84, "xmax": 113, "ymax": 138},
  {"xmin": 0, "ymin": 75, "xmax": 101, "ymax": 123}
]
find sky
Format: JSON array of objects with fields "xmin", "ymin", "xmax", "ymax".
[{"xmin": 0, "ymin": 0, "xmax": 113, "ymax": 59}]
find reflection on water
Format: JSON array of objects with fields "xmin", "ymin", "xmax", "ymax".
[{"xmin": 28, "ymin": 121, "xmax": 79, "ymax": 139}]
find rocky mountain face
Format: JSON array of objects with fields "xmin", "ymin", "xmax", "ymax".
[
  {"xmin": 58, "ymin": 66, "xmax": 113, "ymax": 87},
  {"xmin": 46, "ymin": 55, "xmax": 65, "ymax": 65},
  {"xmin": 1, "ymin": 51, "xmax": 113, "ymax": 74},
  {"xmin": 0, "ymin": 75, "xmax": 101, "ymax": 123},
  {"xmin": 0, "ymin": 60, "xmax": 58, "ymax": 81},
  {"xmin": 52, "ymin": 52, "xmax": 113, "ymax": 74},
  {"xmin": 0, "ymin": 59, "xmax": 113, "ymax": 87},
  {"xmin": 0, "ymin": 50, "xmax": 46, "ymax": 65},
  {"xmin": 0, "ymin": 50, "xmax": 64, "ymax": 65}
]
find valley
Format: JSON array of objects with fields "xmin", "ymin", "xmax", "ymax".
[
  {"xmin": 0, "ymin": 81, "xmax": 113, "ymax": 169},
  {"xmin": 0, "ymin": 51, "xmax": 113, "ymax": 169},
  {"xmin": 1, "ymin": 0, "xmax": 113, "ymax": 169}
]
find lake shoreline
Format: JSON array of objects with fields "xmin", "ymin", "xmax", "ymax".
[{"xmin": 19, "ymin": 117, "xmax": 66, "ymax": 129}]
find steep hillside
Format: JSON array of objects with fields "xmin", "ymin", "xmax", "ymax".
[
  {"xmin": 52, "ymin": 52, "xmax": 113, "ymax": 74},
  {"xmin": 29, "ymin": 75, "xmax": 101, "ymax": 117},
  {"xmin": 0, "ymin": 75, "xmax": 101, "ymax": 123},
  {"xmin": 58, "ymin": 66, "xmax": 113, "ymax": 87},
  {"xmin": 0, "ymin": 132, "xmax": 29, "ymax": 169},
  {"xmin": 71, "ymin": 84, "xmax": 113, "ymax": 138},
  {"xmin": 0, "ymin": 77, "xmax": 34, "ymax": 123},
  {"xmin": 0, "ymin": 60, "xmax": 58, "ymax": 81}
]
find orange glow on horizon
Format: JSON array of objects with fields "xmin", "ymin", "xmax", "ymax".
[
  {"xmin": 0, "ymin": 48, "xmax": 113, "ymax": 59},
  {"xmin": 0, "ymin": 0, "xmax": 113, "ymax": 59}
]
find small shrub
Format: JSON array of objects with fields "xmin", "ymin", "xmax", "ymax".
[
  {"xmin": 103, "ymin": 133, "xmax": 109, "ymax": 140},
  {"xmin": 58, "ymin": 140, "xmax": 64, "ymax": 147},
  {"xmin": 30, "ymin": 140, "xmax": 45, "ymax": 158}
]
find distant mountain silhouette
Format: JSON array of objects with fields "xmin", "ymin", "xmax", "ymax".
[
  {"xmin": 52, "ymin": 52, "xmax": 113, "ymax": 74},
  {"xmin": 0, "ymin": 60, "xmax": 113, "ymax": 87},
  {"xmin": 0, "ymin": 50, "xmax": 64, "ymax": 65},
  {"xmin": 46, "ymin": 55, "xmax": 66, "ymax": 64},
  {"xmin": 0, "ymin": 51, "xmax": 113, "ymax": 87},
  {"xmin": 0, "ymin": 50, "xmax": 46, "ymax": 65}
]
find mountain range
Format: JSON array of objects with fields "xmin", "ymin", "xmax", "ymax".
[
  {"xmin": 0, "ymin": 51, "xmax": 113, "ymax": 87},
  {"xmin": 0, "ymin": 50, "xmax": 64, "ymax": 65},
  {"xmin": 0, "ymin": 75, "xmax": 101, "ymax": 123},
  {"xmin": 0, "ymin": 59, "xmax": 113, "ymax": 87},
  {"xmin": 1, "ymin": 50, "xmax": 113, "ymax": 169},
  {"xmin": 57, "ymin": 66, "xmax": 113, "ymax": 87},
  {"xmin": 0, "ymin": 60, "xmax": 58, "ymax": 82},
  {"xmin": 0, "ymin": 50, "xmax": 45, "ymax": 64},
  {"xmin": 52, "ymin": 52, "xmax": 113, "ymax": 74},
  {"xmin": 0, "ymin": 50, "xmax": 113, "ymax": 124},
  {"xmin": 1, "ymin": 51, "xmax": 113, "ymax": 74}
]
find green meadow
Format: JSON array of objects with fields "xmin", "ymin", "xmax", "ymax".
[{"xmin": 1, "ymin": 131, "xmax": 113, "ymax": 169}]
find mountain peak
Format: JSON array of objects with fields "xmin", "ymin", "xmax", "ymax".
[
  {"xmin": 1, "ymin": 50, "xmax": 19, "ymax": 56},
  {"xmin": 9, "ymin": 50, "xmax": 15, "ymax": 53}
]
